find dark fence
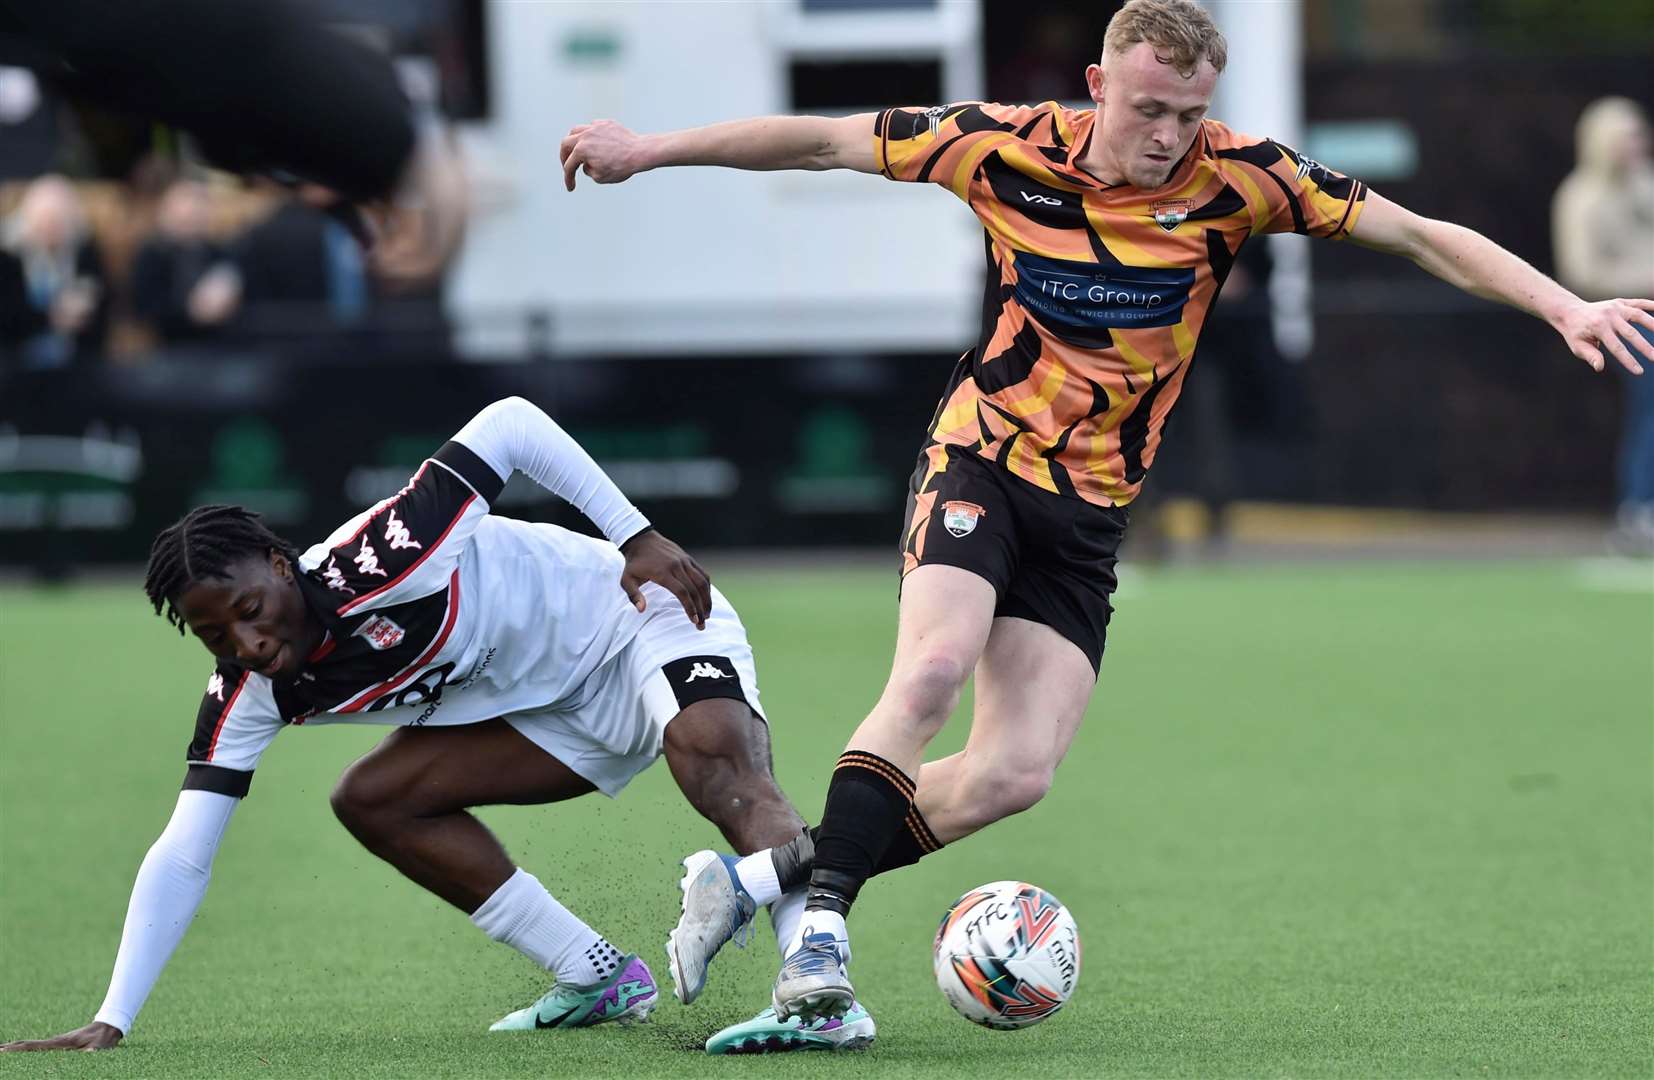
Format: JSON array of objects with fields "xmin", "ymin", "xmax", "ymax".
[{"xmin": 0, "ymin": 300, "xmax": 1623, "ymax": 568}]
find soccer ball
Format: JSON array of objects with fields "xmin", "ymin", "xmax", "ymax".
[{"xmin": 932, "ymin": 880, "xmax": 1081, "ymax": 1029}]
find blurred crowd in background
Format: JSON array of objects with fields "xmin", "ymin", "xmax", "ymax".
[
  {"xmin": 0, "ymin": 169, "xmax": 453, "ymax": 366},
  {"xmin": 0, "ymin": 0, "xmax": 1650, "ymax": 564}
]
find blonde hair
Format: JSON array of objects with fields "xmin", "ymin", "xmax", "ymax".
[{"xmin": 1104, "ymin": 0, "xmax": 1228, "ymax": 77}]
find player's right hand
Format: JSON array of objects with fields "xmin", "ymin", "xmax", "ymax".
[
  {"xmin": 0, "ymin": 1020, "xmax": 123, "ymax": 1052},
  {"xmin": 619, "ymin": 528, "xmax": 713, "ymax": 630},
  {"xmin": 560, "ymin": 121, "xmax": 647, "ymax": 191}
]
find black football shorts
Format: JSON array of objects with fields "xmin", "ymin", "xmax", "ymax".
[{"xmin": 899, "ymin": 443, "xmax": 1128, "ymax": 673}]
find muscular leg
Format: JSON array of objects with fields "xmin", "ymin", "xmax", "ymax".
[
  {"xmin": 330, "ymin": 719, "xmax": 596, "ymax": 913},
  {"xmin": 799, "ymin": 565, "xmax": 996, "ymax": 932},
  {"xmin": 767, "ymin": 615, "xmax": 1095, "ymax": 889},
  {"xmin": 846, "ymin": 565, "xmax": 998, "ymax": 779},
  {"xmin": 912, "ymin": 616, "xmax": 1096, "ymax": 844},
  {"xmin": 663, "ymin": 698, "xmax": 805, "ymax": 854}
]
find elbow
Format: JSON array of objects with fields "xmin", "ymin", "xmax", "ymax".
[
  {"xmin": 487, "ymin": 396, "xmax": 537, "ymax": 417},
  {"xmin": 803, "ymin": 138, "xmax": 841, "ymax": 171},
  {"xmin": 147, "ymin": 837, "xmax": 214, "ymax": 881}
]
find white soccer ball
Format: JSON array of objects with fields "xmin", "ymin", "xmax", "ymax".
[{"xmin": 932, "ymin": 880, "xmax": 1081, "ymax": 1030}]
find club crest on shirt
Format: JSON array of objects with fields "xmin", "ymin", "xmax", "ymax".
[
  {"xmin": 353, "ymin": 614, "xmax": 406, "ymax": 651},
  {"xmin": 941, "ymin": 500, "xmax": 986, "ymax": 538},
  {"xmin": 1151, "ymin": 197, "xmax": 1193, "ymax": 232}
]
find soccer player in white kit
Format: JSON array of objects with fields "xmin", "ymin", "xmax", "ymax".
[{"xmin": 0, "ymin": 397, "xmax": 872, "ymax": 1054}]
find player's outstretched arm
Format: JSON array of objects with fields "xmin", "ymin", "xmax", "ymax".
[
  {"xmin": 1348, "ymin": 192, "xmax": 1654, "ymax": 375},
  {"xmin": 559, "ymin": 114, "xmax": 879, "ymax": 190},
  {"xmin": 0, "ymin": 790, "xmax": 239, "ymax": 1052}
]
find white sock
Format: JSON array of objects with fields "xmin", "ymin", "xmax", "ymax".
[
  {"xmin": 769, "ymin": 888, "xmax": 807, "ymax": 961},
  {"xmin": 735, "ymin": 850, "xmax": 782, "ymax": 906},
  {"xmin": 470, "ymin": 867, "xmax": 624, "ymax": 986},
  {"xmin": 792, "ymin": 908, "xmax": 851, "ymax": 966}
]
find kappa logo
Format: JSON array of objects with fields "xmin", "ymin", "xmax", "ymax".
[
  {"xmin": 1020, "ymin": 190, "xmax": 1063, "ymax": 206},
  {"xmin": 941, "ymin": 500, "xmax": 986, "ymax": 538},
  {"xmin": 353, "ymin": 536, "xmax": 387, "ymax": 578},
  {"xmin": 353, "ymin": 614, "xmax": 406, "ymax": 651},
  {"xmin": 322, "ymin": 556, "xmax": 356, "ymax": 595},
  {"xmin": 1151, "ymin": 197, "xmax": 1193, "ymax": 232},
  {"xmin": 684, "ymin": 661, "xmax": 734, "ymax": 683},
  {"xmin": 383, "ymin": 508, "xmax": 423, "ymax": 551},
  {"xmin": 206, "ymin": 673, "xmax": 226, "ymax": 702}
]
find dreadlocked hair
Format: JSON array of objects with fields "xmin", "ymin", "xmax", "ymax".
[{"xmin": 144, "ymin": 504, "xmax": 303, "ymax": 634}]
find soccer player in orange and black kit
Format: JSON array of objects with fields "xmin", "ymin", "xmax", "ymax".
[{"xmin": 562, "ymin": 0, "xmax": 1654, "ymax": 1052}]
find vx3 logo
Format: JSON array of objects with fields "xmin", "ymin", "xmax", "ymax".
[{"xmin": 1020, "ymin": 191, "xmax": 1063, "ymax": 206}]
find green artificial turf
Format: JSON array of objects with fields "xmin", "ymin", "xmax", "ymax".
[{"xmin": 2, "ymin": 559, "xmax": 1650, "ymax": 1077}]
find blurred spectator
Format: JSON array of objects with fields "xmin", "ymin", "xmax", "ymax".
[
  {"xmin": 1552, "ymin": 97, "xmax": 1654, "ymax": 553},
  {"xmin": 1129, "ymin": 241, "xmax": 1293, "ymax": 559},
  {"xmin": 130, "ymin": 177, "xmax": 240, "ymax": 345},
  {"xmin": 232, "ymin": 188, "xmax": 370, "ymax": 344},
  {"xmin": 0, "ymin": 0, "xmax": 466, "ymax": 288},
  {"xmin": 0, "ymin": 173, "xmax": 108, "ymax": 367},
  {"xmin": 990, "ymin": 11, "xmax": 1098, "ymax": 104}
]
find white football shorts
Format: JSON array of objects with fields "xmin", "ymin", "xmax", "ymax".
[{"xmin": 504, "ymin": 582, "xmax": 766, "ymax": 796}]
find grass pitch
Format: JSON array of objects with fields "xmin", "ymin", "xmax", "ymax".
[{"xmin": 2, "ymin": 559, "xmax": 1650, "ymax": 1078}]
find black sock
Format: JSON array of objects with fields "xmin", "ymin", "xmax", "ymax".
[
  {"xmin": 878, "ymin": 804, "xmax": 943, "ymax": 875},
  {"xmin": 805, "ymin": 751, "xmax": 915, "ymax": 916},
  {"xmin": 774, "ymin": 806, "xmax": 942, "ymax": 894}
]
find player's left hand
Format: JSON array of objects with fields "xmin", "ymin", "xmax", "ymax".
[
  {"xmin": 1554, "ymin": 297, "xmax": 1654, "ymax": 375},
  {"xmin": 620, "ymin": 529, "xmax": 713, "ymax": 630}
]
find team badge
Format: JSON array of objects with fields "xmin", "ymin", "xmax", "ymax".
[
  {"xmin": 1150, "ymin": 197, "xmax": 1193, "ymax": 232},
  {"xmin": 941, "ymin": 500, "xmax": 986, "ymax": 538},
  {"xmin": 353, "ymin": 614, "xmax": 406, "ymax": 651}
]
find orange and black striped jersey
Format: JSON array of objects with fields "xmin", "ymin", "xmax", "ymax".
[{"xmin": 873, "ymin": 101, "xmax": 1368, "ymax": 506}]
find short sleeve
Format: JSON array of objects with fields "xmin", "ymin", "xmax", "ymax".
[
  {"xmin": 1251, "ymin": 140, "xmax": 1368, "ymax": 239},
  {"xmin": 183, "ymin": 664, "xmax": 283, "ymax": 797},
  {"xmin": 874, "ymin": 102, "xmax": 1039, "ymax": 198}
]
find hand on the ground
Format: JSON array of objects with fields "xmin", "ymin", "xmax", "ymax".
[
  {"xmin": 620, "ymin": 529, "xmax": 712, "ymax": 630},
  {"xmin": 0, "ymin": 1021, "xmax": 123, "ymax": 1052},
  {"xmin": 1555, "ymin": 297, "xmax": 1654, "ymax": 374},
  {"xmin": 560, "ymin": 121, "xmax": 648, "ymax": 191}
]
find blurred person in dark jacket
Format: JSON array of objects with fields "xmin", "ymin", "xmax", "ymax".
[
  {"xmin": 231, "ymin": 190, "xmax": 370, "ymax": 345},
  {"xmin": 0, "ymin": 173, "xmax": 108, "ymax": 366},
  {"xmin": 1553, "ymin": 97, "xmax": 1654, "ymax": 553},
  {"xmin": 0, "ymin": 0, "xmax": 465, "ymax": 289},
  {"xmin": 130, "ymin": 177, "xmax": 240, "ymax": 346}
]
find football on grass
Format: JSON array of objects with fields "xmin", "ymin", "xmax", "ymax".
[{"xmin": 933, "ymin": 880, "xmax": 1081, "ymax": 1029}]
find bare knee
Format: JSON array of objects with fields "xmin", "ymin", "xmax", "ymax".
[
  {"xmin": 330, "ymin": 762, "xmax": 403, "ymax": 841},
  {"xmin": 882, "ymin": 652, "xmax": 972, "ymax": 733}
]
